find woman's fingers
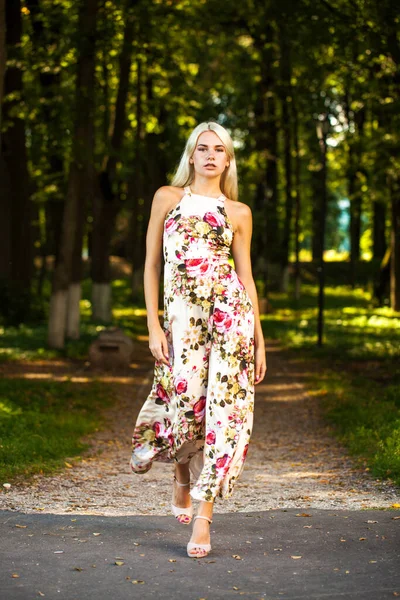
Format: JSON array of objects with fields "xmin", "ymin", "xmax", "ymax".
[
  {"xmin": 255, "ymin": 360, "xmax": 267, "ymax": 384},
  {"xmin": 150, "ymin": 339, "xmax": 169, "ymax": 365}
]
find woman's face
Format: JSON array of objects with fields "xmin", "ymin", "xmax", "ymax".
[{"xmin": 191, "ymin": 131, "xmax": 229, "ymax": 178}]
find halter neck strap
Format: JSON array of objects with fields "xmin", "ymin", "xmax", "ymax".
[{"xmin": 184, "ymin": 185, "xmax": 225, "ymax": 201}]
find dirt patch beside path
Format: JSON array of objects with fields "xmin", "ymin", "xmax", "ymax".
[{"xmin": 1, "ymin": 340, "xmax": 399, "ymax": 516}]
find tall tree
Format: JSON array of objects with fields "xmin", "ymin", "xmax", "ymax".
[
  {"xmin": 91, "ymin": 3, "xmax": 136, "ymax": 322},
  {"xmin": 48, "ymin": 0, "xmax": 98, "ymax": 347},
  {"xmin": 0, "ymin": 0, "xmax": 32, "ymax": 323}
]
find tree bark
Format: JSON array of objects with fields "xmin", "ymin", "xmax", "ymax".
[
  {"xmin": 91, "ymin": 7, "xmax": 135, "ymax": 322},
  {"xmin": 347, "ymin": 100, "xmax": 366, "ymax": 288},
  {"xmin": 0, "ymin": 0, "xmax": 32, "ymax": 321},
  {"xmin": 292, "ymin": 95, "xmax": 302, "ymax": 300},
  {"xmin": 373, "ymin": 200, "xmax": 387, "ymax": 260},
  {"xmin": 48, "ymin": 0, "xmax": 98, "ymax": 348},
  {"xmin": 0, "ymin": 0, "xmax": 6, "ymax": 131},
  {"xmin": 390, "ymin": 177, "xmax": 400, "ymax": 311},
  {"xmin": 279, "ymin": 24, "xmax": 293, "ymax": 291}
]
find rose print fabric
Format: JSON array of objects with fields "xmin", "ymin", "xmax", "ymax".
[{"xmin": 130, "ymin": 185, "xmax": 255, "ymax": 502}]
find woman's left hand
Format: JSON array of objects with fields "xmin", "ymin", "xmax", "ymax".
[{"xmin": 254, "ymin": 343, "xmax": 267, "ymax": 384}]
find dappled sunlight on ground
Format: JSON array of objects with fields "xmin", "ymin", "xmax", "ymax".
[{"xmin": 1, "ymin": 339, "xmax": 398, "ymax": 516}]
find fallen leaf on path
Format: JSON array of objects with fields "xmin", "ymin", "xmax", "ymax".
[
  {"xmin": 133, "ymin": 542, "xmax": 140, "ymax": 546},
  {"xmin": 92, "ymin": 533, "xmax": 101, "ymax": 536},
  {"xmin": 38, "ymin": 592, "xmax": 45, "ymax": 597},
  {"xmin": 303, "ymin": 525, "xmax": 312, "ymax": 529},
  {"xmin": 232, "ymin": 555, "xmax": 241, "ymax": 560},
  {"xmin": 54, "ymin": 551, "xmax": 64, "ymax": 554},
  {"xmin": 359, "ymin": 537, "xmax": 366, "ymax": 541},
  {"xmin": 65, "ymin": 462, "xmax": 73, "ymax": 468},
  {"xmin": 114, "ymin": 561, "xmax": 124, "ymax": 566},
  {"xmin": 131, "ymin": 580, "xmax": 145, "ymax": 584},
  {"xmin": 296, "ymin": 513, "xmax": 311, "ymax": 517},
  {"xmin": 391, "ymin": 504, "xmax": 400, "ymax": 509},
  {"xmin": 369, "ymin": 560, "xmax": 377, "ymax": 564},
  {"xmin": 15, "ymin": 524, "xmax": 27, "ymax": 529},
  {"xmin": 393, "ymin": 592, "xmax": 400, "ymax": 596},
  {"xmin": 168, "ymin": 559, "xmax": 176, "ymax": 563},
  {"xmin": 392, "ymin": 516, "xmax": 400, "ymax": 520},
  {"xmin": 11, "ymin": 574, "xmax": 19, "ymax": 578},
  {"xmin": 3, "ymin": 483, "xmax": 11, "ymax": 489},
  {"xmin": 232, "ymin": 587, "xmax": 240, "ymax": 591},
  {"xmin": 73, "ymin": 567, "xmax": 83, "ymax": 572},
  {"xmin": 291, "ymin": 556, "xmax": 302, "ymax": 559},
  {"xmin": 365, "ymin": 520, "xmax": 378, "ymax": 524}
]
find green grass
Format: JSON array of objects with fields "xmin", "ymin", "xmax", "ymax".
[
  {"xmin": 315, "ymin": 373, "xmax": 400, "ymax": 485},
  {"xmin": 262, "ymin": 283, "xmax": 400, "ymax": 486},
  {"xmin": 0, "ymin": 378, "xmax": 114, "ymax": 481},
  {"xmin": 262, "ymin": 285, "xmax": 400, "ymax": 363}
]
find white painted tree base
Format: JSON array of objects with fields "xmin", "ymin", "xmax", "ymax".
[
  {"xmin": 92, "ymin": 282, "xmax": 112, "ymax": 323},
  {"xmin": 48, "ymin": 290, "xmax": 68, "ymax": 349},
  {"xmin": 66, "ymin": 283, "xmax": 81, "ymax": 339}
]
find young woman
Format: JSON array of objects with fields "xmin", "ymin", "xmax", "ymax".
[{"xmin": 130, "ymin": 121, "xmax": 267, "ymax": 558}]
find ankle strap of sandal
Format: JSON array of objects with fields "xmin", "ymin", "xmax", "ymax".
[
  {"xmin": 174, "ymin": 475, "xmax": 190, "ymax": 487},
  {"xmin": 194, "ymin": 515, "xmax": 212, "ymax": 524}
]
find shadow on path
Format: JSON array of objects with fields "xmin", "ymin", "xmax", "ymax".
[{"xmin": 1, "ymin": 509, "xmax": 400, "ymax": 600}]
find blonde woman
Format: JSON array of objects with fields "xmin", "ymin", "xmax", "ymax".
[{"xmin": 130, "ymin": 121, "xmax": 267, "ymax": 558}]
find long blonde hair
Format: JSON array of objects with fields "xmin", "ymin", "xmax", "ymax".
[{"xmin": 170, "ymin": 121, "xmax": 238, "ymax": 201}]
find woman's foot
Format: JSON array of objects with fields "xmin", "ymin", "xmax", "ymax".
[
  {"xmin": 171, "ymin": 469, "xmax": 192, "ymax": 524},
  {"xmin": 187, "ymin": 515, "xmax": 212, "ymax": 558}
]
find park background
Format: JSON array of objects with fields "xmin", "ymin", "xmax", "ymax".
[{"xmin": 0, "ymin": 0, "xmax": 400, "ymax": 490}]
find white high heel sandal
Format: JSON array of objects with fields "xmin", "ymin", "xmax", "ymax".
[
  {"xmin": 171, "ymin": 476, "xmax": 193, "ymax": 524},
  {"xmin": 187, "ymin": 515, "xmax": 212, "ymax": 558}
]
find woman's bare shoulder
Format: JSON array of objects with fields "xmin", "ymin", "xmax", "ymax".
[
  {"xmin": 151, "ymin": 186, "xmax": 185, "ymax": 218},
  {"xmin": 154, "ymin": 185, "xmax": 184, "ymax": 202},
  {"xmin": 225, "ymin": 198, "xmax": 252, "ymax": 222}
]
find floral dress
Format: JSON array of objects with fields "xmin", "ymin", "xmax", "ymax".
[{"xmin": 130, "ymin": 185, "xmax": 255, "ymax": 502}]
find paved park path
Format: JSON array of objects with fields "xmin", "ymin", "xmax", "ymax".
[{"xmin": 1, "ymin": 339, "xmax": 399, "ymax": 599}]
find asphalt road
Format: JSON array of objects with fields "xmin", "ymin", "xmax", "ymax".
[{"xmin": 1, "ymin": 508, "xmax": 400, "ymax": 600}]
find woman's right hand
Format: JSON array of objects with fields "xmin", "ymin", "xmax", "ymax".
[{"xmin": 149, "ymin": 325, "xmax": 170, "ymax": 366}]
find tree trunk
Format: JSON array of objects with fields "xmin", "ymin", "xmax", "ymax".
[
  {"xmin": 346, "ymin": 93, "xmax": 366, "ymax": 288},
  {"xmin": 0, "ymin": 0, "xmax": 33, "ymax": 321},
  {"xmin": 292, "ymin": 95, "xmax": 302, "ymax": 300},
  {"xmin": 91, "ymin": 7, "xmax": 135, "ymax": 321},
  {"xmin": 279, "ymin": 25, "xmax": 293, "ymax": 292},
  {"xmin": 390, "ymin": 177, "xmax": 400, "ymax": 311},
  {"xmin": 130, "ymin": 56, "xmax": 145, "ymax": 299},
  {"xmin": 0, "ymin": 0, "xmax": 6, "ymax": 130},
  {"xmin": 373, "ymin": 200, "xmax": 387, "ymax": 260},
  {"xmin": 48, "ymin": 0, "xmax": 98, "ymax": 348}
]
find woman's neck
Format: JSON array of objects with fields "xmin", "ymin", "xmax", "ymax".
[{"xmin": 190, "ymin": 176, "xmax": 222, "ymax": 198}]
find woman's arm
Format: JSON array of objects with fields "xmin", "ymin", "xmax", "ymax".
[
  {"xmin": 143, "ymin": 186, "xmax": 179, "ymax": 365},
  {"xmin": 229, "ymin": 202, "xmax": 267, "ymax": 384}
]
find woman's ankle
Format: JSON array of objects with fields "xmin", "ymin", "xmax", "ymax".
[{"xmin": 174, "ymin": 462, "xmax": 190, "ymax": 483}]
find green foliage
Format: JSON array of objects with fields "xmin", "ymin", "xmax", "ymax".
[
  {"xmin": 0, "ymin": 378, "xmax": 114, "ymax": 481},
  {"xmin": 262, "ymin": 284, "xmax": 400, "ymax": 362}
]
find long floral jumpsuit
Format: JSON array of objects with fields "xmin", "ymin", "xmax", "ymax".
[{"xmin": 130, "ymin": 185, "xmax": 255, "ymax": 502}]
